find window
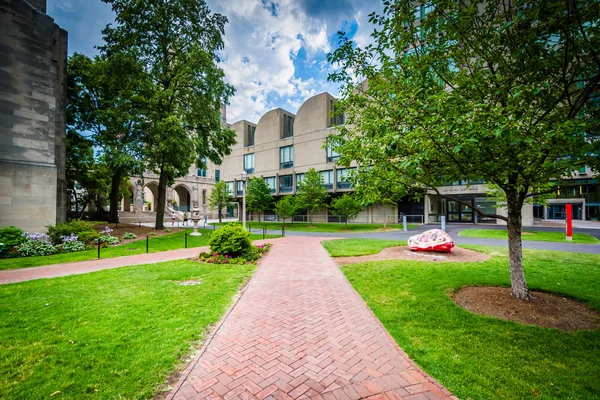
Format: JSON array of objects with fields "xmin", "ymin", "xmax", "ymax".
[
  {"xmin": 336, "ymin": 168, "xmax": 355, "ymax": 189},
  {"xmin": 321, "ymin": 170, "xmax": 333, "ymax": 190},
  {"xmin": 236, "ymin": 181, "xmax": 244, "ymax": 196},
  {"xmin": 197, "ymin": 157, "xmax": 207, "ymax": 177},
  {"xmin": 225, "ymin": 181, "xmax": 234, "ymax": 196},
  {"xmin": 282, "ymin": 114, "xmax": 294, "ymax": 138},
  {"xmin": 279, "ymin": 175, "xmax": 293, "ymax": 193},
  {"xmin": 202, "ymin": 189, "xmax": 206, "ymax": 205},
  {"xmin": 264, "ymin": 177, "xmax": 276, "ymax": 193},
  {"xmin": 296, "ymin": 173, "xmax": 305, "ymax": 186},
  {"xmin": 244, "ymin": 153, "xmax": 254, "ymax": 173},
  {"xmin": 215, "ymin": 169, "xmax": 220, "ymax": 183},
  {"xmin": 245, "ymin": 125, "xmax": 255, "ymax": 147},
  {"xmin": 329, "ymin": 100, "xmax": 344, "ymax": 127},
  {"xmin": 280, "ymin": 145, "xmax": 293, "ymax": 169},
  {"xmin": 326, "ymin": 137, "xmax": 340, "ymax": 163}
]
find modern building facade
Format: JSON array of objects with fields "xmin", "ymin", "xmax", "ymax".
[{"xmin": 0, "ymin": 0, "xmax": 68, "ymax": 232}]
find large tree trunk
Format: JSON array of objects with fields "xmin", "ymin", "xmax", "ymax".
[
  {"xmin": 218, "ymin": 208, "xmax": 222, "ymax": 223},
  {"xmin": 108, "ymin": 171, "xmax": 122, "ymax": 223},
  {"xmin": 506, "ymin": 192, "xmax": 530, "ymax": 299},
  {"xmin": 155, "ymin": 170, "xmax": 169, "ymax": 230}
]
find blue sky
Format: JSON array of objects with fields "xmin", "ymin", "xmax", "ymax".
[{"xmin": 47, "ymin": 0, "xmax": 380, "ymax": 124}]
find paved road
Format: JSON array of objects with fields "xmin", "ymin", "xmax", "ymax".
[{"xmin": 168, "ymin": 236, "xmax": 455, "ymax": 400}]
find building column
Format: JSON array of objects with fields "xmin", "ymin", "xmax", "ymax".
[{"xmin": 134, "ymin": 180, "xmax": 143, "ymax": 212}]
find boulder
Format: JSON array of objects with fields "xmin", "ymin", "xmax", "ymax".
[{"xmin": 408, "ymin": 229, "xmax": 454, "ymax": 253}]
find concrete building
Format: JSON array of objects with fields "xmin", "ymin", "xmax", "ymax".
[{"xmin": 0, "ymin": 0, "xmax": 68, "ymax": 232}]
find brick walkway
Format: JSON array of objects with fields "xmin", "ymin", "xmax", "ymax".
[
  {"xmin": 0, "ymin": 247, "xmax": 207, "ymax": 284},
  {"xmin": 168, "ymin": 236, "xmax": 455, "ymax": 400}
]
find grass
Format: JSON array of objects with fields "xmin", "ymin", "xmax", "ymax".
[
  {"xmin": 0, "ymin": 229, "xmax": 277, "ymax": 270},
  {"xmin": 215, "ymin": 221, "xmax": 419, "ymax": 233},
  {"xmin": 322, "ymin": 238, "xmax": 406, "ymax": 257},
  {"xmin": 0, "ymin": 259, "xmax": 255, "ymax": 399},
  {"xmin": 459, "ymin": 229, "xmax": 600, "ymax": 244},
  {"xmin": 326, "ymin": 239, "xmax": 600, "ymax": 400}
]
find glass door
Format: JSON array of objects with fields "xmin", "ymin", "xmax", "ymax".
[{"xmin": 447, "ymin": 199, "xmax": 474, "ymax": 223}]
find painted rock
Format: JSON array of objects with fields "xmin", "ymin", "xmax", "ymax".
[{"xmin": 408, "ymin": 229, "xmax": 454, "ymax": 253}]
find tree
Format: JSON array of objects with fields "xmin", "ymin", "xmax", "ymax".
[
  {"xmin": 67, "ymin": 52, "xmax": 145, "ymax": 223},
  {"xmin": 246, "ymin": 177, "xmax": 274, "ymax": 223},
  {"xmin": 101, "ymin": 0, "xmax": 236, "ymax": 229},
  {"xmin": 208, "ymin": 181, "xmax": 232, "ymax": 223},
  {"xmin": 328, "ymin": 0, "xmax": 600, "ymax": 299},
  {"xmin": 331, "ymin": 194, "xmax": 363, "ymax": 229},
  {"xmin": 296, "ymin": 168, "xmax": 329, "ymax": 225},
  {"xmin": 275, "ymin": 196, "xmax": 297, "ymax": 225}
]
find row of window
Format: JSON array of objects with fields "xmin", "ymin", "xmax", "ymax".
[
  {"xmin": 243, "ymin": 141, "xmax": 340, "ymax": 173},
  {"xmin": 226, "ymin": 168, "xmax": 356, "ymax": 196}
]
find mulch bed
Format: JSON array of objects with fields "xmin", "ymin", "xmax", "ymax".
[
  {"xmin": 93, "ymin": 223, "xmax": 182, "ymax": 244},
  {"xmin": 333, "ymin": 246, "xmax": 490, "ymax": 266},
  {"xmin": 454, "ymin": 286, "xmax": 600, "ymax": 331}
]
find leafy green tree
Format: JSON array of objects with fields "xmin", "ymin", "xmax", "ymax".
[
  {"xmin": 328, "ymin": 0, "xmax": 600, "ymax": 299},
  {"xmin": 274, "ymin": 196, "xmax": 297, "ymax": 225},
  {"xmin": 246, "ymin": 177, "xmax": 274, "ymax": 223},
  {"xmin": 208, "ymin": 181, "xmax": 232, "ymax": 223},
  {"xmin": 296, "ymin": 169, "xmax": 329, "ymax": 225},
  {"xmin": 101, "ymin": 0, "xmax": 236, "ymax": 229},
  {"xmin": 67, "ymin": 52, "xmax": 145, "ymax": 223},
  {"xmin": 331, "ymin": 194, "xmax": 363, "ymax": 229}
]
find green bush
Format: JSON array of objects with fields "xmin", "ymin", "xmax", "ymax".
[
  {"xmin": 208, "ymin": 224, "xmax": 251, "ymax": 257},
  {"xmin": 58, "ymin": 240, "xmax": 87, "ymax": 253},
  {"xmin": 17, "ymin": 240, "xmax": 57, "ymax": 257},
  {"xmin": 123, "ymin": 232, "xmax": 137, "ymax": 239},
  {"xmin": 47, "ymin": 220, "xmax": 98, "ymax": 244},
  {"xmin": 0, "ymin": 226, "xmax": 25, "ymax": 251},
  {"xmin": 95, "ymin": 235, "xmax": 120, "ymax": 245}
]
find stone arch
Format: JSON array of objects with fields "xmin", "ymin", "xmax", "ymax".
[
  {"xmin": 143, "ymin": 181, "xmax": 159, "ymax": 212},
  {"xmin": 172, "ymin": 184, "xmax": 192, "ymax": 211},
  {"xmin": 121, "ymin": 183, "xmax": 136, "ymax": 212}
]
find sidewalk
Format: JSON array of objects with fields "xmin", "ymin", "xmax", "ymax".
[
  {"xmin": 0, "ymin": 247, "xmax": 208, "ymax": 285},
  {"xmin": 167, "ymin": 236, "xmax": 455, "ymax": 400}
]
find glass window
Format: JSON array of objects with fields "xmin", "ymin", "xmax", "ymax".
[
  {"xmin": 202, "ymin": 189, "xmax": 206, "ymax": 205},
  {"xmin": 225, "ymin": 181, "xmax": 234, "ymax": 196},
  {"xmin": 413, "ymin": 6, "xmax": 421, "ymax": 20},
  {"xmin": 264, "ymin": 177, "xmax": 276, "ymax": 193},
  {"xmin": 336, "ymin": 168, "xmax": 355, "ymax": 189},
  {"xmin": 279, "ymin": 175, "xmax": 293, "ymax": 193},
  {"xmin": 423, "ymin": 3, "xmax": 434, "ymax": 17},
  {"xmin": 329, "ymin": 100, "xmax": 344, "ymax": 127},
  {"xmin": 197, "ymin": 157, "xmax": 207, "ymax": 177},
  {"xmin": 282, "ymin": 114, "xmax": 294, "ymax": 138},
  {"xmin": 326, "ymin": 137, "xmax": 340, "ymax": 163},
  {"xmin": 245, "ymin": 125, "xmax": 255, "ymax": 147},
  {"xmin": 296, "ymin": 173, "xmax": 305, "ymax": 186},
  {"xmin": 244, "ymin": 153, "xmax": 254, "ymax": 173},
  {"xmin": 280, "ymin": 145, "xmax": 293, "ymax": 169},
  {"xmin": 215, "ymin": 169, "xmax": 220, "ymax": 183},
  {"xmin": 321, "ymin": 170, "xmax": 333, "ymax": 190},
  {"xmin": 236, "ymin": 181, "xmax": 243, "ymax": 196}
]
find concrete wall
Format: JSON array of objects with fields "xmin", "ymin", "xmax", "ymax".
[{"xmin": 0, "ymin": 0, "xmax": 67, "ymax": 232}]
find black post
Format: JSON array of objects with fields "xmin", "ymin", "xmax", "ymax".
[
  {"xmin": 263, "ymin": 227, "xmax": 265, "ymax": 240},
  {"xmin": 282, "ymin": 226, "xmax": 285, "ymax": 237},
  {"xmin": 139, "ymin": 221, "xmax": 141, "ymax": 228},
  {"xmin": 146, "ymin": 236, "xmax": 149, "ymax": 253},
  {"xmin": 185, "ymin": 232, "xmax": 188, "ymax": 249},
  {"xmin": 97, "ymin": 239, "xmax": 101, "ymax": 259}
]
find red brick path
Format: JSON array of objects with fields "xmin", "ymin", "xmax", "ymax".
[{"xmin": 168, "ymin": 236, "xmax": 456, "ymax": 400}]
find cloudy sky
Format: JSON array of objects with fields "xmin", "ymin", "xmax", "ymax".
[{"xmin": 47, "ymin": 0, "xmax": 381, "ymax": 124}]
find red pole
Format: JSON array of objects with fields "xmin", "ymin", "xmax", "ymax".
[{"xmin": 566, "ymin": 204, "xmax": 573, "ymax": 241}]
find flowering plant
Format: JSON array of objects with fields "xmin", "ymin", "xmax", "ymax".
[
  {"xmin": 17, "ymin": 232, "xmax": 56, "ymax": 257},
  {"xmin": 60, "ymin": 234, "xmax": 79, "ymax": 243},
  {"xmin": 22, "ymin": 232, "xmax": 52, "ymax": 243},
  {"xmin": 101, "ymin": 226, "xmax": 113, "ymax": 235}
]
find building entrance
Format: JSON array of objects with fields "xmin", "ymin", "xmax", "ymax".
[{"xmin": 447, "ymin": 199, "xmax": 474, "ymax": 223}]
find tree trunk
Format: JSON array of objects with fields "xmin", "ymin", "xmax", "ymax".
[
  {"xmin": 108, "ymin": 171, "xmax": 122, "ymax": 223},
  {"xmin": 506, "ymin": 192, "xmax": 530, "ymax": 299},
  {"xmin": 218, "ymin": 208, "xmax": 222, "ymax": 223},
  {"xmin": 155, "ymin": 170, "xmax": 169, "ymax": 230}
]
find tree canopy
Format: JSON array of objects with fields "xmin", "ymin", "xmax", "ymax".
[
  {"xmin": 274, "ymin": 196, "xmax": 297, "ymax": 225},
  {"xmin": 328, "ymin": 0, "xmax": 600, "ymax": 299},
  {"xmin": 246, "ymin": 177, "xmax": 274, "ymax": 222},
  {"xmin": 296, "ymin": 169, "xmax": 329, "ymax": 225},
  {"xmin": 101, "ymin": 0, "xmax": 236, "ymax": 229},
  {"xmin": 331, "ymin": 194, "xmax": 363, "ymax": 228},
  {"xmin": 208, "ymin": 181, "xmax": 232, "ymax": 223}
]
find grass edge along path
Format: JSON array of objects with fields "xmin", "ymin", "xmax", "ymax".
[
  {"xmin": 321, "ymin": 238, "xmax": 407, "ymax": 257},
  {"xmin": 0, "ymin": 229, "xmax": 276, "ymax": 271},
  {"xmin": 459, "ymin": 228, "xmax": 599, "ymax": 244},
  {"xmin": 0, "ymin": 259, "xmax": 256, "ymax": 399},
  {"xmin": 213, "ymin": 221, "xmax": 419, "ymax": 233},
  {"xmin": 324, "ymin": 239, "xmax": 600, "ymax": 399}
]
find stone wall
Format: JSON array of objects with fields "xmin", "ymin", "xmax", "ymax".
[{"xmin": 0, "ymin": 0, "xmax": 67, "ymax": 232}]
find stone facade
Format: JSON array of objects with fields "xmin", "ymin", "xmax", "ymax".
[{"xmin": 0, "ymin": 0, "xmax": 68, "ymax": 232}]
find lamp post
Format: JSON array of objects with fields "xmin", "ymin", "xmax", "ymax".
[{"xmin": 241, "ymin": 170, "xmax": 247, "ymax": 230}]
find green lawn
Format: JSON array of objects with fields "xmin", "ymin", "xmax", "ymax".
[
  {"xmin": 0, "ymin": 259, "xmax": 255, "ymax": 399},
  {"xmin": 459, "ymin": 228, "xmax": 600, "ymax": 244},
  {"xmin": 0, "ymin": 229, "xmax": 275, "ymax": 270},
  {"xmin": 216, "ymin": 221, "xmax": 419, "ymax": 233},
  {"xmin": 326, "ymin": 239, "xmax": 600, "ymax": 399},
  {"xmin": 322, "ymin": 238, "xmax": 406, "ymax": 257}
]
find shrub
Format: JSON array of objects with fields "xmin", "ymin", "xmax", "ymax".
[
  {"xmin": 0, "ymin": 226, "xmax": 25, "ymax": 252},
  {"xmin": 95, "ymin": 235, "xmax": 120, "ymax": 245},
  {"xmin": 149, "ymin": 231, "xmax": 157, "ymax": 237},
  {"xmin": 47, "ymin": 220, "xmax": 98, "ymax": 244},
  {"xmin": 17, "ymin": 232, "xmax": 57, "ymax": 257},
  {"xmin": 123, "ymin": 232, "xmax": 137, "ymax": 239},
  {"xmin": 208, "ymin": 224, "xmax": 251, "ymax": 257},
  {"xmin": 58, "ymin": 240, "xmax": 86, "ymax": 253},
  {"xmin": 164, "ymin": 228, "xmax": 170, "ymax": 233}
]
